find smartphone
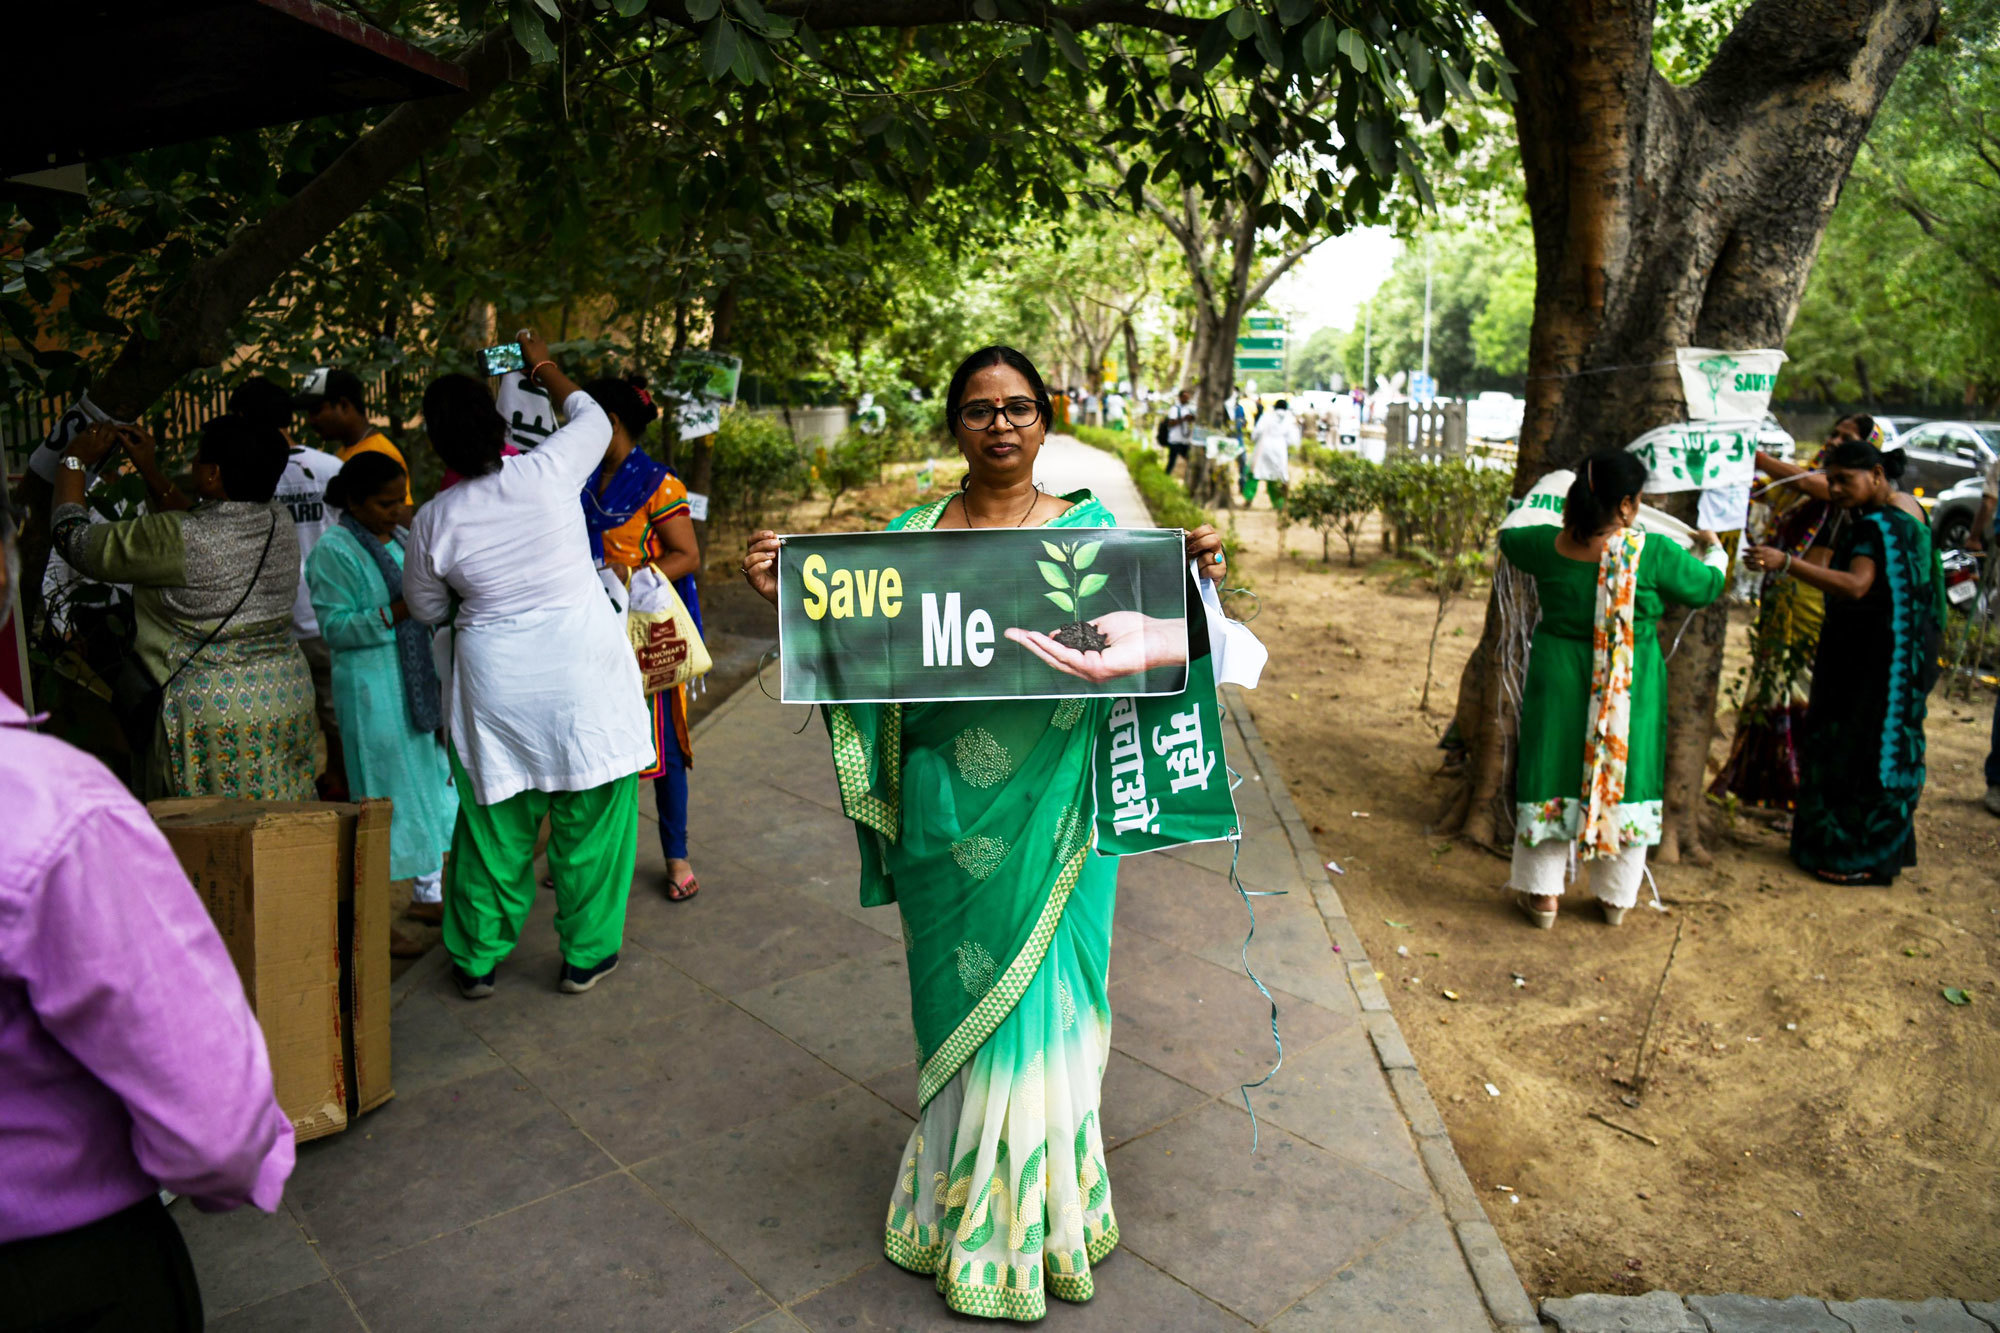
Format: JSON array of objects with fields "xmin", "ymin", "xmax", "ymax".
[{"xmin": 479, "ymin": 343, "xmax": 526, "ymax": 377}]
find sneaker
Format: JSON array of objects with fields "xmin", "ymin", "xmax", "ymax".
[
  {"xmin": 452, "ymin": 964, "xmax": 496, "ymax": 1000},
  {"xmin": 559, "ymin": 953, "xmax": 620, "ymax": 994},
  {"xmin": 1985, "ymin": 786, "xmax": 2000, "ymax": 817}
]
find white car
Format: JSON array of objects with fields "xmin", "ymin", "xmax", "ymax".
[{"xmin": 1467, "ymin": 392, "xmax": 1524, "ymax": 443}]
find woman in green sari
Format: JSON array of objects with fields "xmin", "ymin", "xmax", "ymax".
[
  {"xmin": 1745, "ymin": 439, "xmax": 1943, "ymax": 884},
  {"xmin": 742, "ymin": 346, "xmax": 1223, "ymax": 1321}
]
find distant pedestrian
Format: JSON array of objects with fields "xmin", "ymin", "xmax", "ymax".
[
  {"xmin": 297, "ymin": 367, "xmax": 413, "ymax": 507},
  {"xmin": 1243, "ymin": 397, "xmax": 1300, "ymax": 509},
  {"xmin": 1746, "ymin": 439, "xmax": 1945, "ymax": 884},
  {"xmin": 1502, "ymin": 451, "xmax": 1727, "ymax": 926},
  {"xmin": 1163, "ymin": 389, "xmax": 1195, "ymax": 475},
  {"xmin": 0, "ymin": 502, "xmax": 295, "ymax": 1329}
]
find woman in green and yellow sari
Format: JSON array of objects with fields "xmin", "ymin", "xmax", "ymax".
[{"xmin": 742, "ymin": 346, "xmax": 1223, "ymax": 1321}]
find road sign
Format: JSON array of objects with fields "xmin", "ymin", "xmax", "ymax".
[
  {"xmin": 1246, "ymin": 315, "xmax": 1286, "ymax": 331},
  {"xmin": 1234, "ymin": 354, "xmax": 1284, "ymax": 372},
  {"xmin": 1236, "ymin": 335, "xmax": 1284, "ymax": 351}
]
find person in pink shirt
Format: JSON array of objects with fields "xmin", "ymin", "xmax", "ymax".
[{"xmin": 0, "ymin": 498, "xmax": 296, "ymax": 1327}]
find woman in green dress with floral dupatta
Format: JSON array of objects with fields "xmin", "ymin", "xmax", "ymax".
[
  {"xmin": 1745, "ymin": 438, "xmax": 1944, "ymax": 884},
  {"xmin": 742, "ymin": 347, "xmax": 1224, "ymax": 1321}
]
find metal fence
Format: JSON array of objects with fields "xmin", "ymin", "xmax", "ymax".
[{"xmin": 2, "ymin": 368, "xmax": 403, "ymax": 472}]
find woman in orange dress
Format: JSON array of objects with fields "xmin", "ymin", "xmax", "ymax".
[{"xmin": 581, "ymin": 377, "xmax": 704, "ymax": 900}]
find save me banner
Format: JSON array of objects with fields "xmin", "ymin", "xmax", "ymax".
[{"xmin": 778, "ymin": 527, "xmax": 1189, "ymax": 703}]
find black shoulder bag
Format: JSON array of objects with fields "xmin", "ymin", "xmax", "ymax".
[{"xmin": 111, "ymin": 513, "xmax": 280, "ymax": 774}]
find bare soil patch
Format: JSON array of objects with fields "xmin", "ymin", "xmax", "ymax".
[{"xmin": 1229, "ymin": 501, "xmax": 2000, "ymax": 1301}]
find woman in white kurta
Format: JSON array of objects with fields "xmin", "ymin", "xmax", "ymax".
[
  {"xmin": 1243, "ymin": 400, "xmax": 1300, "ymax": 508},
  {"xmin": 403, "ymin": 330, "xmax": 654, "ymax": 999}
]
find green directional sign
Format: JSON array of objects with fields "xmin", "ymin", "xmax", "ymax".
[
  {"xmin": 1246, "ymin": 315, "xmax": 1286, "ymax": 331},
  {"xmin": 1237, "ymin": 335, "xmax": 1285, "ymax": 351},
  {"xmin": 1234, "ymin": 354, "xmax": 1284, "ymax": 371}
]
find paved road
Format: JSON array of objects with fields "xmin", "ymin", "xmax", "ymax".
[{"xmin": 177, "ymin": 434, "xmax": 1529, "ymax": 1330}]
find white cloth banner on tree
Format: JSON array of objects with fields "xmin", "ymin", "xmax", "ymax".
[
  {"xmin": 1498, "ymin": 468, "xmax": 1695, "ymax": 550},
  {"xmin": 1627, "ymin": 420, "xmax": 1762, "ymax": 494},
  {"xmin": 1675, "ymin": 347, "xmax": 1788, "ymax": 422},
  {"xmin": 496, "ymin": 370, "xmax": 557, "ymax": 451},
  {"xmin": 1697, "ymin": 482, "xmax": 1753, "ymax": 533}
]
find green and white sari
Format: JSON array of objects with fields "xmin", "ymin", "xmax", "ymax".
[{"xmin": 826, "ymin": 489, "xmax": 1121, "ymax": 1321}]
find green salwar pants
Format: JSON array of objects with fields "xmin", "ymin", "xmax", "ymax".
[{"xmin": 442, "ymin": 749, "xmax": 639, "ymax": 975}]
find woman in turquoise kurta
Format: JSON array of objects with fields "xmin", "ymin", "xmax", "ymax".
[
  {"xmin": 305, "ymin": 452, "xmax": 458, "ymax": 898},
  {"xmin": 742, "ymin": 347, "xmax": 1224, "ymax": 1321},
  {"xmin": 1499, "ymin": 450, "xmax": 1727, "ymax": 927}
]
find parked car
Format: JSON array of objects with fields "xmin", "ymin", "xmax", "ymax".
[
  {"xmin": 1929, "ymin": 474, "xmax": 1988, "ymax": 551},
  {"xmin": 1877, "ymin": 413, "xmax": 1929, "ymax": 445},
  {"xmin": 1892, "ymin": 420, "xmax": 2000, "ymax": 500},
  {"xmin": 1467, "ymin": 391, "xmax": 1524, "ymax": 443}
]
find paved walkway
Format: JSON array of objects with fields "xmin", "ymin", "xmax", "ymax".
[{"xmin": 176, "ymin": 437, "xmax": 1532, "ymax": 1331}]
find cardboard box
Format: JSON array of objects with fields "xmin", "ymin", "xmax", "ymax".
[{"xmin": 149, "ymin": 798, "xmax": 396, "ymax": 1142}]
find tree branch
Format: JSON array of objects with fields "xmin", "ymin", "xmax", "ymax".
[{"xmin": 89, "ymin": 27, "xmax": 523, "ymax": 419}]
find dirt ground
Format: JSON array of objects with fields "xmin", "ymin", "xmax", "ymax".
[
  {"xmin": 1224, "ymin": 497, "xmax": 2000, "ymax": 1302},
  {"xmin": 681, "ymin": 455, "xmax": 2000, "ymax": 1299}
]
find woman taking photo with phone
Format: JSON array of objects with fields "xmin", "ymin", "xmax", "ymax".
[
  {"xmin": 404, "ymin": 331, "xmax": 655, "ymax": 999},
  {"xmin": 51, "ymin": 414, "xmax": 317, "ymax": 800}
]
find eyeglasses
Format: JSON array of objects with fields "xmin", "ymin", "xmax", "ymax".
[{"xmin": 957, "ymin": 399, "xmax": 1043, "ymax": 431}]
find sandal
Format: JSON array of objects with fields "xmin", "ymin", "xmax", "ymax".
[
  {"xmin": 666, "ymin": 873, "xmax": 700, "ymax": 903},
  {"xmin": 1512, "ymin": 890, "xmax": 1557, "ymax": 930}
]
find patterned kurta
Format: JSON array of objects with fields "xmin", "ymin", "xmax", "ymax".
[{"xmin": 52, "ymin": 498, "xmax": 316, "ymax": 800}]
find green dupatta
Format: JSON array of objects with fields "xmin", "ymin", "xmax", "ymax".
[{"xmin": 824, "ymin": 489, "xmax": 1116, "ymax": 1108}]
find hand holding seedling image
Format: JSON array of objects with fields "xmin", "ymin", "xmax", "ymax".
[
  {"xmin": 1038, "ymin": 539, "xmax": 1112, "ymax": 651},
  {"xmin": 1005, "ymin": 611, "xmax": 1190, "ymax": 683}
]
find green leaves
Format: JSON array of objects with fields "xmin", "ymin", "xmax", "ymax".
[
  {"xmin": 1042, "ymin": 541, "xmax": 1065, "ymax": 562},
  {"xmin": 1303, "ymin": 17, "xmax": 1339, "ymax": 75},
  {"xmin": 1077, "ymin": 572, "xmax": 1108, "ymax": 598},
  {"xmin": 1336, "ymin": 27, "xmax": 1370, "ymax": 74},
  {"xmin": 508, "ymin": 1, "xmax": 558, "ymax": 64},
  {"xmin": 1072, "ymin": 539, "xmax": 1101, "ymax": 569},
  {"xmin": 1020, "ymin": 35, "xmax": 1052, "ymax": 87},
  {"xmin": 1224, "ymin": 6, "xmax": 1257, "ymax": 39},
  {"xmin": 1045, "ymin": 590, "xmax": 1076, "ymax": 613},
  {"xmin": 1037, "ymin": 560, "xmax": 1070, "ymax": 589},
  {"xmin": 1194, "ymin": 17, "xmax": 1234, "ymax": 75},
  {"xmin": 1943, "ymin": 987, "xmax": 1972, "ymax": 1006},
  {"xmin": 702, "ymin": 18, "xmax": 739, "ymax": 82}
]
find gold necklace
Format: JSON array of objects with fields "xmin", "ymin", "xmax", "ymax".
[{"xmin": 959, "ymin": 484, "xmax": 1042, "ymax": 528}]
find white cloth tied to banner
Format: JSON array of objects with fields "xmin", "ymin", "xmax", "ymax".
[
  {"xmin": 1196, "ymin": 565, "xmax": 1268, "ymax": 688},
  {"xmin": 1675, "ymin": 347, "xmax": 1787, "ymax": 422},
  {"xmin": 1627, "ymin": 420, "xmax": 1763, "ymax": 495}
]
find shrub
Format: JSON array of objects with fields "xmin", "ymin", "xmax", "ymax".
[
  {"xmin": 1291, "ymin": 452, "xmax": 1381, "ymax": 565},
  {"xmin": 1387, "ymin": 459, "xmax": 1511, "ymax": 709},
  {"xmin": 709, "ymin": 408, "xmax": 806, "ymax": 533},
  {"xmin": 820, "ymin": 429, "xmax": 887, "ymax": 519}
]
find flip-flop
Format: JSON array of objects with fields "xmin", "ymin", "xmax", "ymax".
[{"xmin": 666, "ymin": 873, "xmax": 700, "ymax": 903}]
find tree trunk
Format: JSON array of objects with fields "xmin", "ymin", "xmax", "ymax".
[
  {"xmin": 1121, "ymin": 317, "xmax": 1142, "ymax": 399},
  {"xmin": 1443, "ymin": 0, "xmax": 1939, "ymax": 855}
]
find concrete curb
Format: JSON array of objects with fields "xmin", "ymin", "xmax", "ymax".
[
  {"xmin": 1543, "ymin": 1291, "xmax": 2000, "ymax": 1332},
  {"xmin": 1221, "ymin": 683, "xmax": 1541, "ymax": 1333}
]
